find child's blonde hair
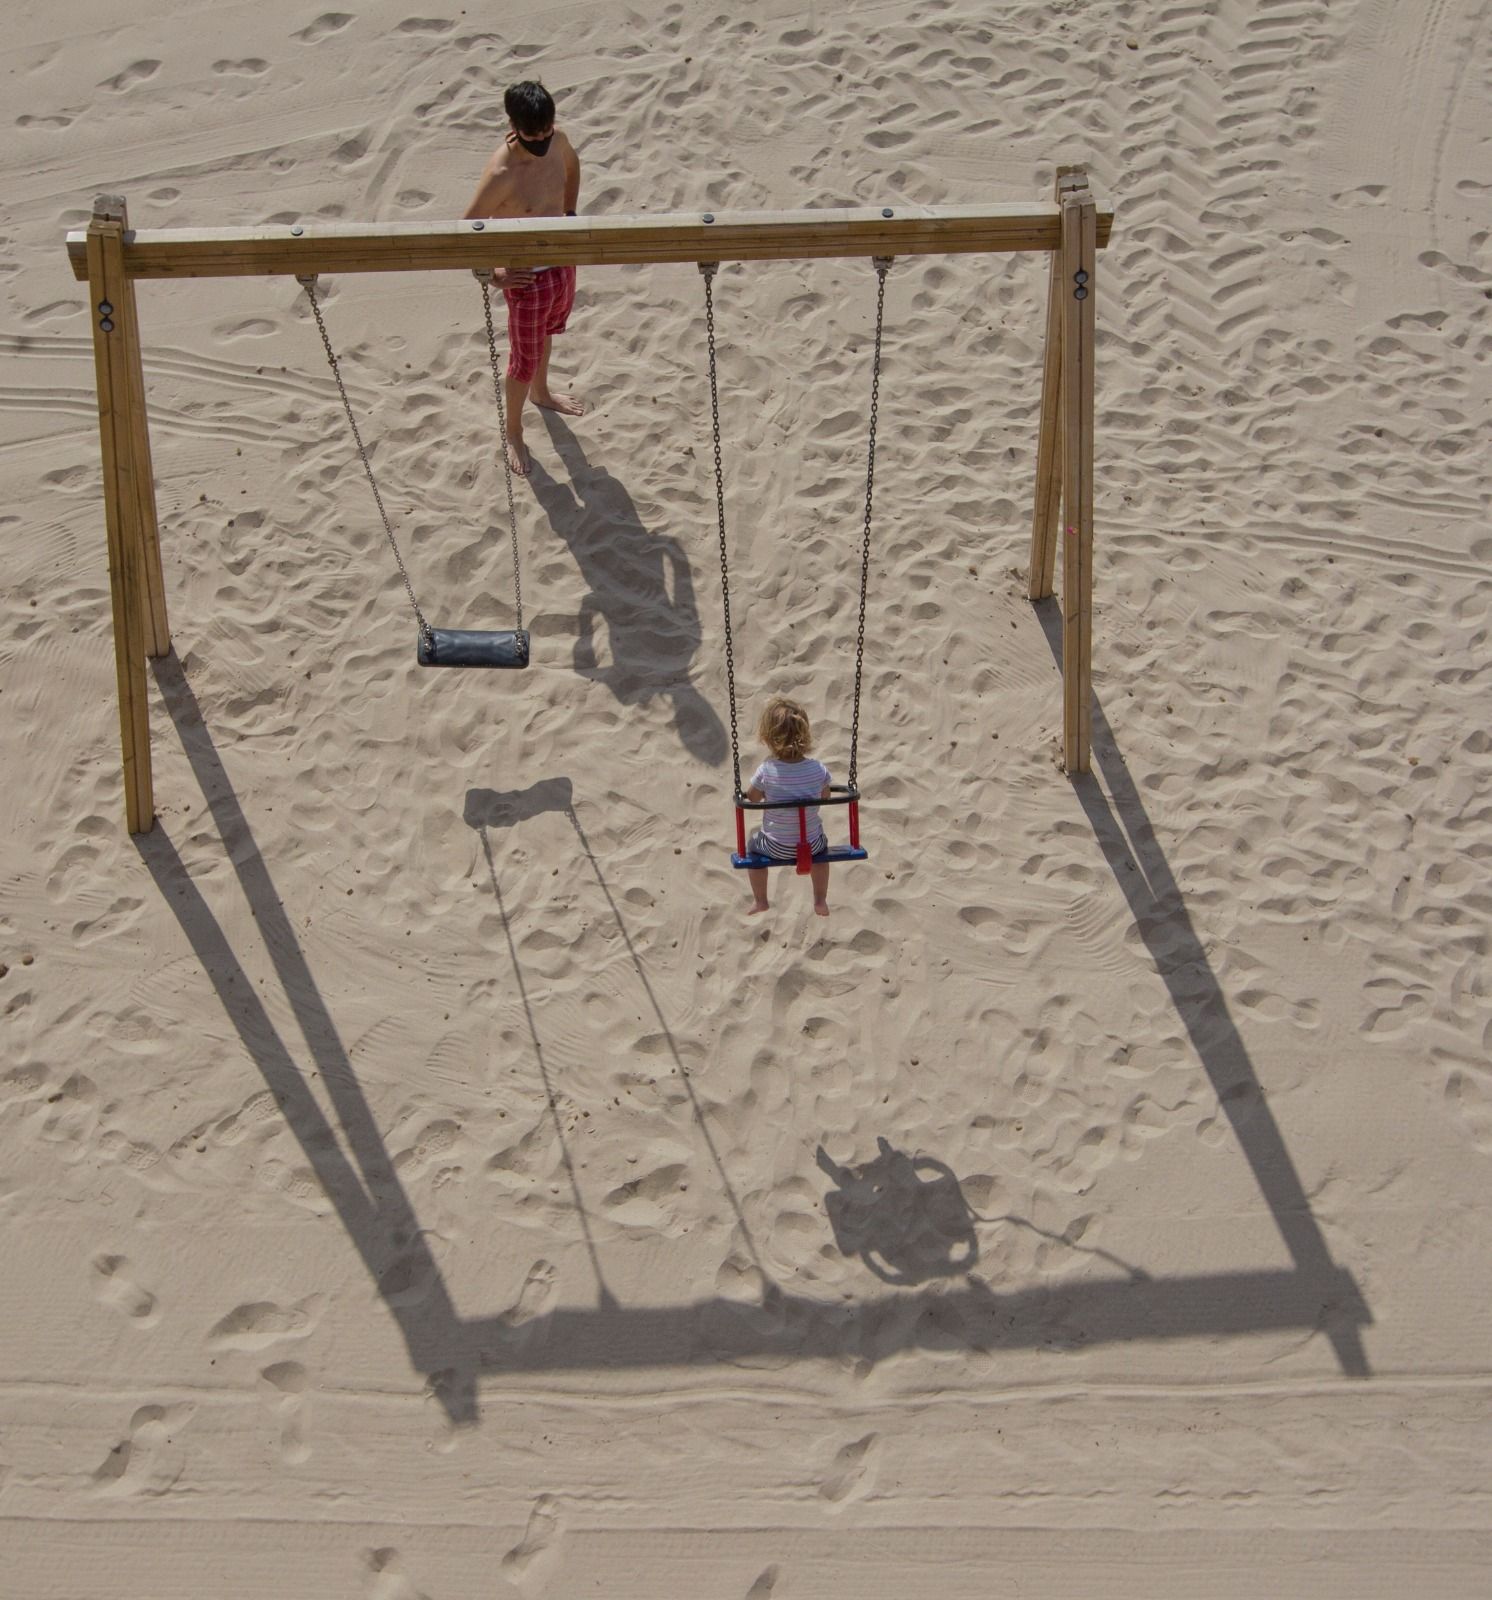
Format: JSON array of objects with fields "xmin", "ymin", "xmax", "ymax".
[{"xmin": 758, "ymin": 696, "xmax": 813, "ymax": 761}]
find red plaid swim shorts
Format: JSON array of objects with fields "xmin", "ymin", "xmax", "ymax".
[{"xmin": 503, "ymin": 266, "xmax": 577, "ymax": 383}]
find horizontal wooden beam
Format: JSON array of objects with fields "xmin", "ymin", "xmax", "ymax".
[{"xmin": 67, "ymin": 198, "xmax": 1114, "ymax": 281}]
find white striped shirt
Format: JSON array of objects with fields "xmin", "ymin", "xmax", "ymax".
[{"xmin": 751, "ymin": 757, "xmax": 830, "ymax": 857}]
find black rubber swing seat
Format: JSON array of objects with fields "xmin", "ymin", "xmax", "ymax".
[
  {"xmin": 730, "ymin": 845, "xmax": 869, "ymax": 870},
  {"xmin": 417, "ymin": 628, "xmax": 530, "ymax": 669}
]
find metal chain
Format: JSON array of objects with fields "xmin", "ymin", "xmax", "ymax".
[
  {"xmin": 298, "ymin": 276, "xmax": 432, "ymax": 649},
  {"xmin": 478, "ymin": 272, "xmax": 524, "ymax": 633},
  {"xmin": 848, "ymin": 256, "xmax": 892, "ymax": 791},
  {"xmin": 699, "ymin": 261, "xmax": 742, "ymax": 797}
]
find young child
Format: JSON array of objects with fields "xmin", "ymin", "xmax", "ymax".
[{"xmin": 744, "ymin": 696, "xmax": 833, "ymax": 917}]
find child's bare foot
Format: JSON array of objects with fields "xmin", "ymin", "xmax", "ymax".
[
  {"xmin": 748, "ymin": 900, "xmax": 770, "ymax": 916},
  {"xmin": 504, "ymin": 433, "xmax": 530, "ymax": 476},
  {"xmin": 533, "ymin": 389, "xmax": 586, "ymax": 416},
  {"xmin": 814, "ymin": 900, "xmax": 830, "ymax": 917}
]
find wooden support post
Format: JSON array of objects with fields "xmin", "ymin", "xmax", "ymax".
[
  {"xmin": 121, "ymin": 266, "xmax": 170, "ymax": 656},
  {"xmin": 1058, "ymin": 170, "xmax": 1097, "ymax": 774},
  {"xmin": 1028, "ymin": 246, "xmax": 1063, "ymax": 600},
  {"xmin": 85, "ymin": 195, "xmax": 155, "ymax": 833}
]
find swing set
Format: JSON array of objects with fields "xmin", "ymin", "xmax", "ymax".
[{"xmin": 65, "ymin": 170, "xmax": 1112, "ymax": 837}]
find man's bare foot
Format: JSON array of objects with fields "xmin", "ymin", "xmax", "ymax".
[
  {"xmin": 504, "ymin": 434, "xmax": 530, "ymax": 477},
  {"xmin": 532, "ymin": 390, "xmax": 586, "ymax": 417},
  {"xmin": 814, "ymin": 900, "xmax": 830, "ymax": 917},
  {"xmin": 748, "ymin": 900, "xmax": 770, "ymax": 916}
]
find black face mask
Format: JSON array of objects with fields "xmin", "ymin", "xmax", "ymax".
[{"xmin": 515, "ymin": 132, "xmax": 553, "ymax": 158}]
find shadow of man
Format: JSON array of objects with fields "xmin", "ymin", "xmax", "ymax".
[{"xmin": 526, "ymin": 412, "xmax": 727, "ymax": 767}]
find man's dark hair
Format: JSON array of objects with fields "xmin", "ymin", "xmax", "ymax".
[{"xmin": 504, "ymin": 81, "xmax": 555, "ymax": 134}]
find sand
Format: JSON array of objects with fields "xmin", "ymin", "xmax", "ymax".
[{"xmin": 2, "ymin": 0, "xmax": 1490, "ymax": 1593}]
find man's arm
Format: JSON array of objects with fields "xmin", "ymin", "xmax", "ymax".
[
  {"xmin": 561, "ymin": 134, "xmax": 581, "ymax": 214},
  {"xmin": 464, "ymin": 148, "xmax": 512, "ymax": 219}
]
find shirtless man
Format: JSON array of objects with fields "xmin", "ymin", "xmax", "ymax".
[{"xmin": 464, "ymin": 80, "xmax": 584, "ymax": 476}]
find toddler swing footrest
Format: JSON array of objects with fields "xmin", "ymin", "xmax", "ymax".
[
  {"xmin": 731, "ymin": 846, "xmax": 869, "ymax": 870},
  {"xmin": 417, "ymin": 627, "xmax": 530, "ymax": 669}
]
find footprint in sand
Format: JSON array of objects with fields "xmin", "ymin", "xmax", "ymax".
[
  {"xmin": 72, "ymin": 894, "xmax": 143, "ymax": 946},
  {"xmin": 91, "ymin": 1254, "xmax": 158, "ymax": 1325},
  {"xmin": 22, "ymin": 298, "xmax": 83, "ymax": 322},
  {"xmin": 501, "ymin": 1259, "xmax": 558, "ymax": 1340},
  {"xmin": 602, "ymin": 1162, "xmax": 690, "ymax": 1230},
  {"xmin": 714, "ymin": 1251, "xmax": 769, "ymax": 1305},
  {"xmin": 0, "ymin": 1064, "xmax": 48, "ymax": 1105},
  {"xmin": 421, "ymin": 1366, "xmax": 469, "ymax": 1454},
  {"xmin": 206, "ymin": 1294, "xmax": 325, "ymax": 1352},
  {"xmin": 99, "ymin": 60, "xmax": 160, "ymax": 92},
  {"xmin": 364, "ymin": 1547, "xmax": 432, "ymax": 1600},
  {"xmin": 294, "ymin": 12, "xmax": 353, "ymax": 42},
  {"xmin": 90, "ymin": 1402, "xmax": 194, "ymax": 1496},
  {"xmin": 40, "ymin": 1072, "xmax": 99, "ymax": 1151},
  {"xmin": 819, "ymin": 1432, "xmax": 879, "ymax": 1505},
  {"xmin": 258, "ymin": 1361, "xmax": 311, "ymax": 1464},
  {"xmin": 375, "ymin": 1243, "xmax": 439, "ymax": 1309},
  {"xmin": 215, "ymin": 318, "xmax": 277, "ymax": 340},
  {"xmin": 333, "ymin": 134, "xmax": 370, "ymax": 167},
  {"xmin": 392, "ymin": 1117, "xmax": 462, "ymax": 1180},
  {"xmin": 1442, "ymin": 1063, "xmax": 1492, "ymax": 1154},
  {"xmin": 501, "ymin": 1494, "xmax": 562, "ymax": 1590}
]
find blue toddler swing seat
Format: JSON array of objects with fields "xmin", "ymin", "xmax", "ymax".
[
  {"xmin": 731, "ymin": 785, "xmax": 869, "ymax": 873},
  {"xmin": 699, "ymin": 255, "xmax": 892, "ymax": 875}
]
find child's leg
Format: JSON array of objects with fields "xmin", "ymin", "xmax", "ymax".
[
  {"xmin": 747, "ymin": 865, "xmax": 770, "ymax": 913},
  {"xmin": 810, "ymin": 861, "xmax": 830, "ymax": 916}
]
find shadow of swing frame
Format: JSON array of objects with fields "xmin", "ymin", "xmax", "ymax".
[{"xmin": 138, "ymin": 638, "xmax": 1369, "ymax": 1425}]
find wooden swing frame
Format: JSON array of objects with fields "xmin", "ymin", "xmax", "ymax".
[{"xmin": 65, "ymin": 168, "xmax": 1111, "ymax": 833}]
